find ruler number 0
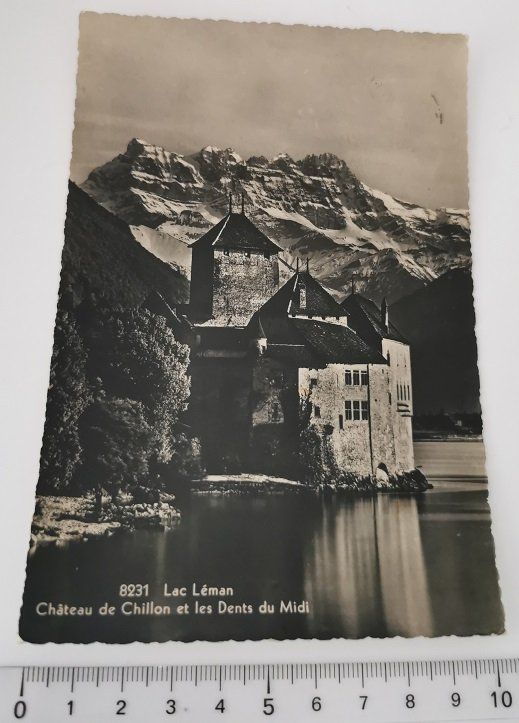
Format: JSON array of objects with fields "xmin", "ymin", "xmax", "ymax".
[{"xmin": 13, "ymin": 701, "xmax": 27, "ymax": 719}]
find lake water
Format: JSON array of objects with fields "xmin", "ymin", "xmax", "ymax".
[{"xmin": 20, "ymin": 440, "xmax": 504, "ymax": 642}]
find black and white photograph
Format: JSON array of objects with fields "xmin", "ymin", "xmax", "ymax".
[{"xmin": 19, "ymin": 13, "xmax": 504, "ymax": 643}]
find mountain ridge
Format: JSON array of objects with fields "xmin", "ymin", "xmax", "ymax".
[{"xmin": 82, "ymin": 138, "xmax": 470, "ymax": 303}]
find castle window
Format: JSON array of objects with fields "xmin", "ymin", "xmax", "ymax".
[
  {"xmin": 387, "ymin": 352, "xmax": 391, "ymax": 365},
  {"xmin": 310, "ymin": 377, "xmax": 317, "ymax": 389},
  {"xmin": 353, "ymin": 400, "xmax": 361, "ymax": 420},
  {"xmin": 361, "ymin": 370, "xmax": 368, "ymax": 385},
  {"xmin": 339, "ymin": 414, "xmax": 344, "ymax": 430},
  {"xmin": 389, "ymin": 391, "xmax": 392, "ymax": 405},
  {"xmin": 361, "ymin": 401, "xmax": 369, "ymax": 420},
  {"xmin": 272, "ymin": 403, "xmax": 281, "ymax": 422},
  {"xmin": 345, "ymin": 370, "xmax": 352, "ymax": 385},
  {"xmin": 223, "ymin": 248, "xmax": 229, "ymax": 256},
  {"xmin": 345, "ymin": 400, "xmax": 352, "ymax": 420},
  {"xmin": 299, "ymin": 285, "xmax": 307, "ymax": 310},
  {"xmin": 353, "ymin": 370, "xmax": 360, "ymax": 386},
  {"xmin": 264, "ymin": 252, "xmax": 270, "ymax": 259},
  {"xmin": 245, "ymin": 251, "xmax": 251, "ymax": 258},
  {"xmin": 314, "ymin": 405, "xmax": 321, "ymax": 418}
]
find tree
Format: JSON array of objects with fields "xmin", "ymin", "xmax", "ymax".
[
  {"xmin": 37, "ymin": 292, "xmax": 92, "ymax": 494},
  {"xmin": 78, "ymin": 396, "xmax": 152, "ymax": 509},
  {"xmin": 78, "ymin": 300, "xmax": 192, "ymax": 498}
]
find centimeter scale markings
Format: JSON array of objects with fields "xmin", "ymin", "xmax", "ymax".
[{"xmin": 2, "ymin": 658, "xmax": 519, "ymax": 722}]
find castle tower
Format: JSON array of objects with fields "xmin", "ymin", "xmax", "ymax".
[
  {"xmin": 341, "ymin": 291, "xmax": 414, "ymax": 472},
  {"xmin": 189, "ymin": 195, "xmax": 281, "ymax": 326}
]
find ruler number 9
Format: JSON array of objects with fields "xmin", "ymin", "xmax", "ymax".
[{"xmin": 451, "ymin": 692, "xmax": 461, "ymax": 707}]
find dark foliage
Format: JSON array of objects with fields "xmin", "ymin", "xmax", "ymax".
[
  {"xmin": 37, "ymin": 293, "xmax": 92, "ymax": 494},
  {"xmin": 37, "ymin": 291, "xmax": 198, "ymax": 502}
]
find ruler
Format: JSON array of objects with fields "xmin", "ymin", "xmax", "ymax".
[{"xmin": 1, "ymin": 658, "xmax": 519, "ymax": 722}]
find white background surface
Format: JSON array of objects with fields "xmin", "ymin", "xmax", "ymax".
[{"xmin": 0, "ymin": 0, "xmax": 518, "ymax": 668}]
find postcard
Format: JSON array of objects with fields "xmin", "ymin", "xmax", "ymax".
[{"xmin": 19, "ymin": 13, "xmax": 503, "ymax": 642}]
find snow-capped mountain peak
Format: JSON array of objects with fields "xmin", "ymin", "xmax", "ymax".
[{"xmin": 81, "ymin": 139, "xmax": 470, "ymax": 303}]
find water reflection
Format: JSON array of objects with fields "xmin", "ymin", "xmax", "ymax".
[
  {"xmin": 20, "ymin": 441, "xmax": 504, "ymax": 642},
  {"xmin": 305, "ymin": 496, "xmax": 432, "ymax": 638}
]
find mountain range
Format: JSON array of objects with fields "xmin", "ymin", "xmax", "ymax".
[
  {"xmin": 81, "ymin": 138, "xmax": 470, "ymax": 304},
  {"xmin": 78, "ymin": 139, "xmax": 479, "ymax": 414}
]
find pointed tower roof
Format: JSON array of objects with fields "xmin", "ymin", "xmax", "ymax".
[
  {"xmin": 341, "ymin": 293, "xmax": 407, "ymax": 344},
  {"xmin": 260, "ymin": 270, "xmax": 348, "ymax": 319},
  {"xmin": 190, "ymin": 207, "xmax": 281, "ymax": 255}
]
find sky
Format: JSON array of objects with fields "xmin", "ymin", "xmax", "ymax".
[{"xmin": 71, "ymin": 13, "xmax": 468, "ymax": 210}]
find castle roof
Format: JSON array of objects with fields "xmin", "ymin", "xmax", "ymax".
[
  {"xmin": 250, "ymin": 287, "xmax": 387, "ymax": 367},
  {"xmin": 341, "ymin": 293, "xmax": 407, "ymax": 344},
  {"xmin": 260, "ymin": 271, "xmax": 348, "ymax": 319},
  {"xmin": 292, "ymin": 319, "xmax": 387, "ymax": 365},
  {"xmin": 190, "ymin": 211, "xmax": 281, "ymax": 254}
]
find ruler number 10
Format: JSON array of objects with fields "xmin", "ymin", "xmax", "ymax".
[{"xmin": 492, "ymin": 690, "xmax": 513, "ymax": 708}]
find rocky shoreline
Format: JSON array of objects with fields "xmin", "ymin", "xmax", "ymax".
[
  {"xmin": 31, "ymin": 468, "xmax": 430, "ymax": 548},
  {"xmin": 30, "ymin": 493, "xmax": 181, "ymax": 548}
]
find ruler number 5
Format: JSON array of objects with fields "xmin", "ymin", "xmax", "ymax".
[{"xmin": 263, "ymin": 697, "xmax": 275, "ymax": 715}]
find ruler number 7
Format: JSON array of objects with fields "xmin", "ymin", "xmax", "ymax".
[{"xmin": 359, "ymin": 695, "xmax": 368, "ymax": 710}]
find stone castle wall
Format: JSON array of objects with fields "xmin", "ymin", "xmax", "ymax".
[
  {"xmin": 212, "ymin": 250, "xmax": 279, "ymax": 325},
  {"xmin": 382, "ymin": 339, "xmax": 414, "ymax": 472},
  {"xmin": 299, "ymin": 362, "xmax": 404, "ymax": 478}
]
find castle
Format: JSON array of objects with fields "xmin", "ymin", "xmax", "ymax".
[{"xmin": 183, "ymin": 199, "xmax": 414, "ymax": 480}]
